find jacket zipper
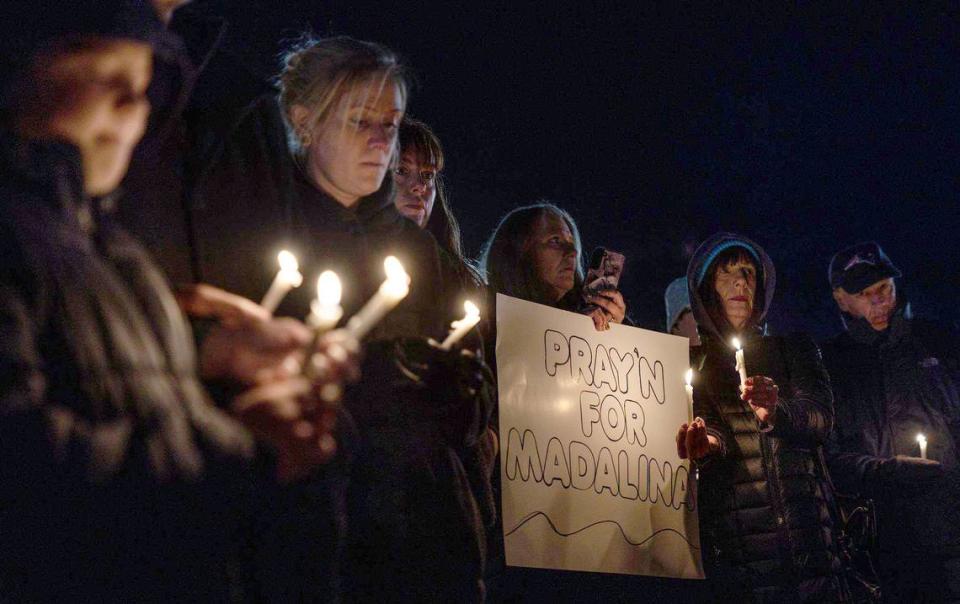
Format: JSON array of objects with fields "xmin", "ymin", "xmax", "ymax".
[{"xmin": 758, "ymin": 426, "xmax": 796, "ymax": 584}]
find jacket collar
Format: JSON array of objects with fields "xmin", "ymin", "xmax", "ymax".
[
  {"xmin": 293, "ymin": 160, "xmax": 398, "ymax": 228},
  {"xmin": 0, "ymin": 130, "xmax": 120, "ymax": 234}
]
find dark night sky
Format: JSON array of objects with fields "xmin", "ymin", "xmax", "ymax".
[{"xmin": 199, "ymin": 1, "xmax": 960, "ymax": 339}]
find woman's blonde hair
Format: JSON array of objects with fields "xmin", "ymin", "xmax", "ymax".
[{"xmin": 277, "ymin": 35, "xmax": 410, "ymax": 155}]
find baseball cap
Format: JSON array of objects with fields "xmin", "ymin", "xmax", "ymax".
[{"xmin": 829, "ymin": 241, "xmax": 902, "ymax": 294}]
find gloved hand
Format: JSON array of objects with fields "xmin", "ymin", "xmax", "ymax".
[
  {"xmin": 393, "ymin": 338, "xmax": 493, "ymax": 446},
  {"xmin": 875, "ymin": 455, "xmax": 943, "ymax": 492}
]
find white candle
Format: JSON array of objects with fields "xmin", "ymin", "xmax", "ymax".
[
  {"xmin": 307, "ymin": 271, "xmax": 344, "ymax": 332},
  {"xmin": 260, "ymin": 250, "xmax": 303, "ymax": 313},
  {"xmin": 732, "ymin": 337, "xmax": 748, "ymax": 388},
  {"xmin": 684, "ymin": 368, "xmax": 695, "ymax": 423},
  {"xmin": 440, "ymin": 300, "xmax": 481, "ymax": 350},
  {"xmin": 917, "ymin": 433, "xmax": 928, "ymax": 460},
  {"xmin": 344, "ymin": 256, "xmax": 410, "ymax": 340}
]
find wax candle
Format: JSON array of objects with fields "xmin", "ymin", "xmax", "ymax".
[
  {"xmin": 732, "ymin": 337, "xmax": 748, "ymax": 388},
  {"xmin": 261, "ymin": 250, "xmax": 303, "ymax": 313},
  {"xmin": 344, "ymin": 256, "xmax": 410, "ymax": 340},
  {"xmin": 917, "ymin": 433, "xmax": 928, "ymax": 460},
  {"xmin": 307, "ymin": 271, "xmax": 344, "ymax": 332},
  {"xmin": 440, "ymin": 300, "xmax": 481, "ymax": 350},
  {"xmin": 684, "ymin": 368, "xmax": 695, "ymax": 423}
]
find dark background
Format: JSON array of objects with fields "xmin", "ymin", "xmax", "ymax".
[{"xmin": 189, "ymin": 1, "xmax": 960, "ymax": 339}]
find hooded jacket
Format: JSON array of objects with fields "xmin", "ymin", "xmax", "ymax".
[
  {"xmin": 0, "ymin": 133, "xmax": 262, "ymax": 601},
  {"xmin": 822, "ymin": 294, "xmax": 960, "ymax": 601},
  {"xmin": 687, "ymin": 233, "xmax": 846, "ymax": 603}
]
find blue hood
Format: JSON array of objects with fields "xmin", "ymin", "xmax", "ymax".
[{"xmin": 686, "ymin": 232, "xmax": 776, "ymax": 341}]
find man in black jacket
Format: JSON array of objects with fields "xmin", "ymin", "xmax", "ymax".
[{"xmin": 823, "ymin": 241, "xmax": 960, "ymax": 603}]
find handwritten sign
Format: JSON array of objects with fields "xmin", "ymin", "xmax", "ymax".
[{"xmin": 497, "ymin": 294, "xmax": 703, "ymax": 578}]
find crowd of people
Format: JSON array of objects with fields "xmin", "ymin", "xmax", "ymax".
[{"xmin": 0, "ymin": 1, "xmax": 957, "ymax": 602}]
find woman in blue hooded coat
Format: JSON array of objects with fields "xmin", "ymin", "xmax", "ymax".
[{"xmin": 676, "ymin": 233, "xmax": 849, "ymax": 603}]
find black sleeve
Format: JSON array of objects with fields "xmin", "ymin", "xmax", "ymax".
[
  {"xmin": 0, "ymin": 280, "xmax": 144, "ymax": 483},
  {"xmin": 768, "ymin": 333, "xmax": 834, "ymax": 445},
  {"xmin": 693, "ymin": 389, "xmax": 731, "ymax": 461},
  {"xmin": 824, "ymin": 427, "xmax": 890, "ymax": 498}
]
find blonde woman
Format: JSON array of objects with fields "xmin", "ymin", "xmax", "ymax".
[{"xmin": 272, "ymin": 37, "xmax": 493, "ymax": 603}]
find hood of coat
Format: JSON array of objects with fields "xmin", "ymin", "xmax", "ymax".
[{"xmin": 686, "ymin": 232, "xmax": 776, "ymax": 342}]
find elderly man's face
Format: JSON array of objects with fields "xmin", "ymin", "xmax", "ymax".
[{"xmin": 833, "ymin": 278, "xmax": 897, "ymax": 331}]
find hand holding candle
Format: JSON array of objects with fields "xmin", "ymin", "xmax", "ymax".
[
  {"xmin": 917, "ymin": 433, "xmax": 928, "ymax": 460},
  {"xmin": 440, "ymin": 300, "xmax": 481, "ymax": 350},
  {"xmin": 345, "ymin": 256, "xmax": 410, "ymax": 341},
  {"xmin": 261, "ymin": 250, "xmax": 303, "ymax": 313}
]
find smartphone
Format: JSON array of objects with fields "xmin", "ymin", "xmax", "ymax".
[{"xmin": 582, "ymin": 247, "xmax": 626, "ymax": 307}]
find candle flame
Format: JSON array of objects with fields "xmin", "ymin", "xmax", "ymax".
[
  {"xmin": 685, "ymin": 368, "xmax": 693, "ymax": 386},
  {"xmin": 384, "ymin": 256, "xmax": 409, "ymax": 283},
  {"xmin": 917, "ymin": 433, "xmax": 927, "ymax": 444},
  {"xmin": 278, "ymin": 250, "xmax": 299, "ymax": 273},
  {"xmin": 463, "ymin": 300, "xmax": 480, "ymax": 317},
  {"xmin": 731, "ymin": 337, "xmax": 742, "ymax": 351},
  {"xmin": 316, "ymin": 271, "xmax": 342, "ymax": 307}
]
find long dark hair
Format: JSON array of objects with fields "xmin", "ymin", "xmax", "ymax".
[
  {"xmin": 698, "ymin": 246, "xmax": 766, "ymax": 337},
  {"xmin": 478, "ymin": 203, "xmax": 584, "ymax": 307},
  {"xmin": 397, "ymin": 117, "xmax": 464, "ymax": 259}
]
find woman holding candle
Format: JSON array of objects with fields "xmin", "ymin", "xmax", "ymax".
[
  {"xmin": 264, "ymin": 36, "xmax": 494, "ymax": 603},
  {"xmin": 675, "ymin": 233, "xmax": 849, "ymax": 602},
  {"xmin": 393, "ymin": 116, "xmax": 500, "ymax": 522}
]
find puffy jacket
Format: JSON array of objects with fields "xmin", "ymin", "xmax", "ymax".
[
  {"xmin": 688, "ymin": 233, "xmax": 847, "ymax": 603},
  {"xmin": 0, "ymin": 133, "xmax": 261, "ymax": 601},
  {"xmin": 822, "ymin": 300, "xmax": 960, "ymax": 602}
]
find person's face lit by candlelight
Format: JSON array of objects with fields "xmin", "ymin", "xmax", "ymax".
[
  {"xmin": 832, "ymin": 278, "xmax": 896, "ymax": 332},
  {"xmin": 392, "ymin": 150, "xmax": 437, "ymax": 227},
  {"xmin": 17, "ymin": 39, "xmax": 152, "ymax": 196},
  {"xmin": 526, "ymin": 211, "xmax": 578, "ymax": 303},
  {"xmin": 713, "ymin": 257, "xmax": 757, "ymax": 331},
  {"xmin": 292, "ymin": 78, "xmax": 404, "ymax": 208}
]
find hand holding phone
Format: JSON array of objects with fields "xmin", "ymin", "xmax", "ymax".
[{"xmin": 581, "ymin": 247, "xmax": 627, "ymax": 329}]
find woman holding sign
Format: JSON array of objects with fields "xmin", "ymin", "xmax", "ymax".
[
  {"xmin": 479, "ymin": 203, "xmax": 628, "ymax": 331},
  {"xmin": 676, "ymin": 233, "xmax": 849, "ymax": 602},
  {"xmin": 479, "ymin": 203, "xmax": 633, "ymax": 600}
]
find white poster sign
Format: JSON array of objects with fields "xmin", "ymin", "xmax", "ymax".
[{"xmin": 497, "ymin": 294, "xmax": 704, "ymax": 579}]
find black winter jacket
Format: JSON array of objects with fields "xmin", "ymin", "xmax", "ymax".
[
  {"xmin": 822, "ymin": 303, "xmax": 960, "ymax": 601},
  {"xmin": 0, "ymin": 134, "xmax": 261, "ymax": 601},
  {"xmin": 823, "ymin": 304, "xmax": 960, "ymax": 489},
  {"xmin": 688, "ymin": 233, "xmax": 846, "ymax": 603}
]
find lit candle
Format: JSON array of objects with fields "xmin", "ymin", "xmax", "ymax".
[
  {"xmin": 260, "ymin": 250, "xmax": 303, "ymax": 313},
  {"xmin": 344, "ymin": 256, "xmax": 410, "ymax": 340},
  {"xmin": 732, "ymin": 337, "xmax": 748, "ymax": 389},
  {"xmin": 307, "ymin": 271, "xmax": 344, "ymax": 332},
  {"xmin": 440, "ymin": 300, "xmax": 481, "ymax": 350},
  {"xmin": 684, "ymin": 368, "xmax": 695, "ymax": 423},
  {"xmin": 917, "ymin": 433, "xmax": 928, "ymax": 460}
]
